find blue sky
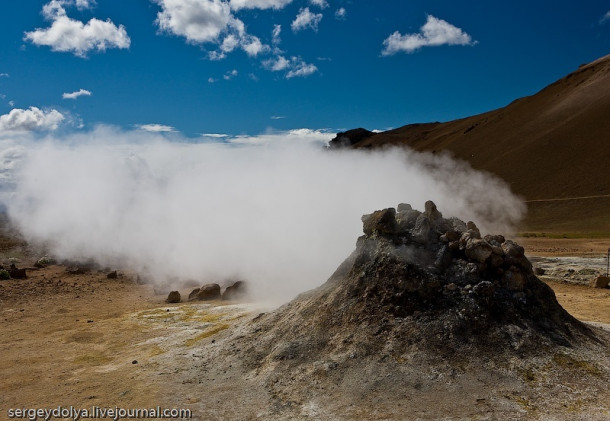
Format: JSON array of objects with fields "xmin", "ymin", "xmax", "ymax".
[{"xmin": 0, "ymin": 0, "xmax": 609, "ymax": 137}]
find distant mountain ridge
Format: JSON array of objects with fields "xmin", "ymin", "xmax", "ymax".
[{"xmin": 333, "ymin": 54, "xmax": 610, "ymax": 233}]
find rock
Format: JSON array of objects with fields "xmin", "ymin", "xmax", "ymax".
[
  {"xmin": 412, "ymin": 215, "xmax": 433, "ymax": 244},
  {"xmin": 222, "ymin": 281, "xmax": 247, "ymax": 301},
  {"xmin": 197, "ymin": 283, "xmax": 221, "ymax": 300},
  {"xmin": 188, "ymin": 288, "xmax": 201, "ymax": 301},
  {"xmin": 397, "ymin": 203, "xmax": 412, "ymax": 212},
  {"xmin": 424, "ymin": 200, "xmax": 442, "ymax": 222},
  {"xmin": 466, "ymin": 221, "xmax": 481, "ymax": 239},
  {"xmin": 448, "ymin": 217, "xmax": 467, "ymax": 233},
  {"xmin": 484, "ymin": 235, "xmax": 505, "ymax": 246},
  {"xmin": 446, "ymin": 283, "xmax": 458, "ymax": 291},
  {"xmin": 590, "ymin": 276, "xmax": 609, "ymax": 289},
  {"xmin": 34, "ymin": 256, "xmax": 56, "ymax": 268},
  {"xmin": 396, "ymin": 209, "xmax": 422, "ymax": 232},
  {"xmin": 106, "ymin": 270, "xmax": 118, "ymax": 279},
  {"xmin": 328, "ymin": 128, "xmax": 374, "ymax": 149},
  {"xmin": 534, "ymin": 267, "xmax": 546, "ymax": 276},
  {"xmin": 8, "ymin": 264, "xmax": 27, "ymax": 279},
  {"xmin": 503, "ymin": 270, "xmax": 526, "ymax": 291},
  {"xmin": 465, "ymin": 239, "xmax": 493, "ymax": 263},
  {"xmin": 473, "ymin": 281, "xmax": 495, "ymax": 297},
  {"xmin": 66, "ymin": 266, "xmax": 88, "ymax": 275},
  {"xmin": 501, "ymin": 240, "xmax": 525, "ymax": 258},
  {"xmin": 165, "ymin": 291, "xmax": 181, "ymax": 303},
  {"xmin": 362, "ymin": 208, "xmax": 398, "ymax": 237}
]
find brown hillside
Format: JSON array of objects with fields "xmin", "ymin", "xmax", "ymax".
[{"xmin": 350, "ymin": 54, "xmax": 610, "ymax": 233}]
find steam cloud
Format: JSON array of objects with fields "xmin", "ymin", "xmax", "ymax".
[{"xmin": 1, "ymin": 126, "xmax": 525, "ymax": 301}]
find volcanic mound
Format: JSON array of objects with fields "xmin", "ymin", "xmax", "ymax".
[
  {"xmin": 191, "ymin": 202, "xmax": 609, "ymax": 418},
  {"xmin": 246, "ymin": 201, "xmax": 594, "ymax": 364}
]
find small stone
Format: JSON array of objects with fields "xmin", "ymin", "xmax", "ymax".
[
  {"xmin": 446, "ymin": 283, "xmax": 457, "ymax": 291},
  {"xmin": 534, "ymin": 267, "xmax": 546, "ymax": 276},
  {"xmin": 165, "ymin": 291, "xmax": 181, "ymax": 303},
  {"xmin": 132, "ymin": 360, "xmax": 138, "ymax": 364},
  {"xmin": 590, "ymin": 276, "xmax": 609, "ymax": 289}
]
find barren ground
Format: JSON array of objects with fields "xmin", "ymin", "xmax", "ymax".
[{"xmin": 1, "ymin": 237, "xmax": 609, "ymax": 419}]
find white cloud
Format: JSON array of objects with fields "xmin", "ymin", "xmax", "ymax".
[
  {"xmin": 155, "ymin": 0, "xmax": 233, "ymax": 44},
  {"xmin": 601, "ymin": 11, "xmax": 610, "ymax": 23},
  {"xmin": 0, "ymin": 73, "xmax": 9, "ymax": 78},
  {"xmin": 227, "ymin": 128, "xmax": 331, "ymax": 145},
  {"xmin": 208, "ymin": 77, "xmax": 217, "ymax": 83},
  {"xmin": 25, "ymin": 1, "xmax": 130, "ymax": 57},
  {"xmin": 335, "ymin": 7, "xmax": 346, "ymax": 20},
  {"xmin": 241, "ymin": 34, "xmax": 268, "ymax": 56},
  {"xmin": 271, "ymin": 115, "xmax": 285, "ymax": 119},
  {"xmin": 155, "ymin": 0, "xmax": 269, "ymax": 59},
  {"xmin": 264, "ymin": 56, "xmax": 318, "ymax": 78},
  {"xmin": 382, "ymin": 15, "xmax": 476, "ymax": 55},
  {"xmin": 229, "ymin": 0, "xmax": 293, "ymax": 11},
  {"xmin": 75, "ymin": 0, "xmax": 96, "ymax": 9},
  {"xmin": 136, "ymin": 124, "xmax": 177, "ymax": 132},
  {"xmin": 309, "ymin": 0, "xmax": 328, "ymax": 9},
  {"xmin": 0, "ymin": 107, "xmax": 65, "ymax": 133},
  {"xmin": 62, "ymin": 88, "xmax": 92, "ymax": 99},
  {"xmin": 263, "ymin": 55, "xmax": 290, "ymax": 71},
  {"xmin": 201, "ymin": 133, "xmax": 228, "ymax": 138},
  {"xmin": 223, "ymin": 69, "xmax": 238, "ymax": 80},
  {"xmin": 286, "ymin": 59, "xmax": 318, "ymax": 78},
  {"xmin": 8, "ymin": 101, "xmax": 15, "ymax": 107},
  {"xmin": 291, "ymin": 7, "xmax": 323, "ymax": 32},
  {"xmin": 272, "ymin": 24, "xmax": 281, "ymax": 45}
]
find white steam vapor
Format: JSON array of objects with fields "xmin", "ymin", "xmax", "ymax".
[{"xmin": 2, "ymin": 127, "xmax": 524, "ymax": 302}]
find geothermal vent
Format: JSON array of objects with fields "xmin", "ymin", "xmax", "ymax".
[{"xmin": 240, "ymin": 201, "xmax": 595, "ymax": 371}]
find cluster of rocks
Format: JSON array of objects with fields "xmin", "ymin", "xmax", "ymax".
[
  {"xmin": 362, "ymin": 201, "xmax": 535, "ymax": 294},
  {"xmin": 0, "ymin": 263, "xmax": 27, "ymax": 280},
  {"xmin": 165, "ymin": 280, "xmax": 247, "ymax": 304}
]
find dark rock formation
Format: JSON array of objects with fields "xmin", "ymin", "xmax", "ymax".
[
  {"xmin": 590, "ymin": 276, "xmax": 609, "ymax": 289},
  {"xmin": 197, "ymin": 283, "xmax": 221, "ymax": 301},
  {"xmin": 8, "ymin": 264, "xmax": 27, "ymax": 279},
  {"xmin": 241, "ymin": 201, "xmax": 594, "ymax": 372},
  {"xmin": 222, "ymin": 281, "xmax": 247, "ymax": 301},
  {"xmin": 106, "ymin": 270, "xmax": 118, "ymax": 279},
  {"xmin": 188, "ymin": 288, "xmax": 201, "ymax": 301},
  {"xmin": 328, "ymin": 128, "xmax": 374, "ymax": 149},
  {"xmin": 165, "ymin": 291, "xmax": 181, "ymax": 303}
]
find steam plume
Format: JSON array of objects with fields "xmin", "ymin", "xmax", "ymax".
[{"xmin": 2, "ymin": 126, "xmax": 525, "ymax": 301}]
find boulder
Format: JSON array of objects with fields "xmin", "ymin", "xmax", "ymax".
[
  {"xmin": 8, "ymin": 264, "xmax": 27, "ymax": 279},
  {"xmin": 165, "ymin": 291, "xmax": 181, "ymax": 303},
  {"xmin": 465, "ymin": 239, "xmax": 493, "ymax": 263},
  {"xmin": 188, "ymin": 288, "xmax": 201, "ymax": 300},
  {"xmin": 106, "ymin": 270, "xmax": 118, "ymax": 279},
  {"xmin": 222, "ymin": 281, "xmax": 247, "ymax": 301},
  {"xmin": 197, "ymin": 283, "xmax": 221, "ymax": 300},
  {"xmin": 362, "ymin": 208, "xmax": 397, "ymax": 237},
  {"xmin": 590, "ymin": 276, "xmax": 609, "ymax": 289}
]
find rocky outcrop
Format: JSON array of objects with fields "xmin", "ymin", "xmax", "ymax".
[{"xmin": 328, "ymin": 128, "xmax": 374, "ymax": 149}]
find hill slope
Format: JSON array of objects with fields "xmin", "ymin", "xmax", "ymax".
[{"xmin": 342, "ymin": 55, "xmax": 610, "ymax": 233}]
